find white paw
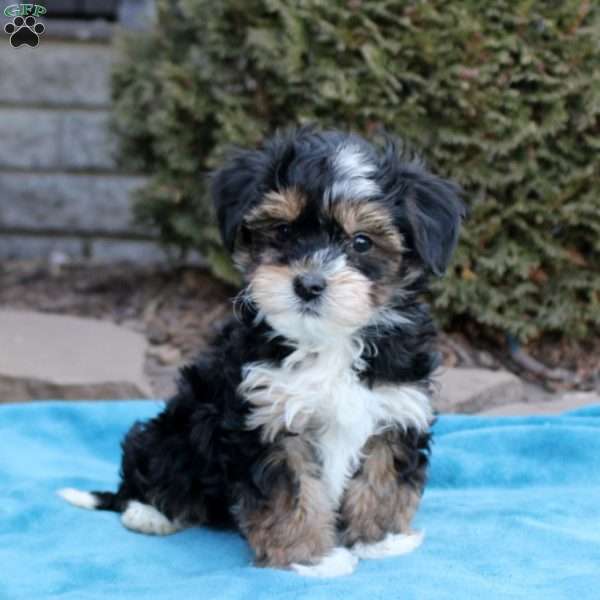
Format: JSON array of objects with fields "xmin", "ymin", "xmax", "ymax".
[
  {"xmin": 351, "ymin": 530, "xmax": 424, "ymax": 559},
  {"xmin": 291, "ymin": 547, "xmax": 358, "ymax": 578},
  {"xmin": 121, "ymin": 500, "xmax": 182, "ymax": 535}
]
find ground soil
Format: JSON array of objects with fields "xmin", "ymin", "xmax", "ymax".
[{"xmin": 1, "ymin": 260, "xmax": 597, "ymax": 398}]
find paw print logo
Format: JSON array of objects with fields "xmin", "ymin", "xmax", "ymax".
[{"xmin": 4, "ymin": 15, "xmax": 45, "ymax": 48}]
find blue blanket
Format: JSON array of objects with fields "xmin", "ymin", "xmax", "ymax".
[{"xmin": 2, "ymin": 401, "xmax": 599, "ymax": 599}]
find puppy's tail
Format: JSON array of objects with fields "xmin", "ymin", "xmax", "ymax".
[{"xmin": 57, "ymin": 488, "xmax": 122, "ymax": 512}]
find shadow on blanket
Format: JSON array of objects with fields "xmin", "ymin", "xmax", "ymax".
[{"xmin": 1, "ymin": 401, "xmax": 599, "ymax": 599}]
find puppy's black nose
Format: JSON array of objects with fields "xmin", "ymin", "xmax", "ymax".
[{"xmin": 293, "ymin": 273, "xmax": 327, "ymax": 301}]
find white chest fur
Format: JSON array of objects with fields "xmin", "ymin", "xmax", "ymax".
[{"xmin": 239, "ymin": 342, "xmax": 432, "ymax": 505}]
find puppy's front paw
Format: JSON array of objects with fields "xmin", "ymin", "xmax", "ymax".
[
  {"xmin": 290, "ymin": 547, "xmax": 358, "ymax": 578},
  {"xmin": 351, "ymin": 530, "xmax": 424, "ymax": 559}
]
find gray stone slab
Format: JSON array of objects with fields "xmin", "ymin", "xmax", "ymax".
[
  {"xmin": 0, "ymin": 234, "xmax": 167, "ymax": 263},
  {"xmin": 0, "ymin": 108, "xmax": 57, "ymax": 170},
  {"xmin": 0, "ymin": 42, "xmax": 112, "ymax": 107},
  {"xmin": 39, "ymin": 19, "xmax": 115, "ymax": 42},
  {"xmin": 0, "ymin": 173, "xmax": 148, "ymax": 235},
  {"xmin": 0, "ymin": 108, "xmax": 116, "ymax": 170},
  {"xmin": 62, "ymin": 110, "xmax": 117, "ymax": 170},
  {"xmin": 0, "ymin": 235, "xmax": 86, "ymax": 260},
  {"xmin": 433, "ymin": 367, "xmax": 524, "ymax": 414},
  {"xmin": 479, "ymin": 392, "xmax": 600, "ymax": 416},
  {"xmin": 118, "ymin": 0, "xmax": 157, "ymax": 30},
  {"xmin": 90, "ymin": 238, "xmax": 166, "ymax": 262},
  {"xmin": 0, "ymin": 310, "xmax": 152, "ymax": 401}
]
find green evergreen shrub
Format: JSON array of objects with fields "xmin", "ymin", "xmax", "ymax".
[{"xmin": 112, "ymin": 0, "xmax": 600, "ymax": 341}]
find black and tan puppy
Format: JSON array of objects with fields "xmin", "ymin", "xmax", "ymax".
[{"xmin": 60, "ymin": 128, "xmax": 465, "ymax": 577}]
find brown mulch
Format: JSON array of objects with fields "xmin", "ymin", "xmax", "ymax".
[
  {"xmin": 440, "ymin": 318, "xmax": 600, "ymax": 393},
  {"xmin": 1, "ymin": 260, "xmax": 597, "ymax": 396}
]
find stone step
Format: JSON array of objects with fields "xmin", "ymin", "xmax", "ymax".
[
  {"xmin": 0, "ymin": 42, "xmax": 112, "ymax": 108},
  {"xmin": 0, "ymin": 309, "xmax": 152, "ymax": 401},
  {"xmin": 478, "ymin": 392, "xmax": 600, "ymax": 416},
  {"xmin": 433, "ymin": 367, "xmax": 524, "ymax": 414},
  {"xmin": 0, "ymin": 172, "xmax": 148, "ymax": 236},
  {"xmin": 0, "ymin": 108, "xmax": 116, "ymax": 171},
  {"xmin": 0, "ymin": 234, "xmax": 167, "ymax": 263}
]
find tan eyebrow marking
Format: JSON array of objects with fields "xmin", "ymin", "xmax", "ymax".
[
  {"xmin": 331, "ymin": 201, "xmax": 404, "ymax": 252},
  {"xmin": 245, "ymin": 188, "xmax": 306, "ymax": 224}
]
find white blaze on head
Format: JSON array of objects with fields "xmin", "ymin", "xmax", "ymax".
[{"xmin": 326, "ymin": 143, "xmax": 380, "ymax": 202}]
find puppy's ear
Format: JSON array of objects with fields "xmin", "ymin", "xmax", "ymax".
[
  {"xmin": 403, "ymin": 169, "xmax": 466, "ymax": 275},
  {"xmin": 211, "ymin": 149, "xmax": 268, "ymax": 253},
  {"xmin": 212, "ymin": 132, "xmax": 298, "ymax": 253},
  {"xmin": 378, "ymin": 137, "xmax": 465, "ymax": 274}
]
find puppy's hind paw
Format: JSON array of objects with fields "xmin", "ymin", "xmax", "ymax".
[
  {"xmin": 351, "ymin": 530, "xmax": 424, "ymax": 560},
  {"xmin": 291, "ymin": 547, "xmax": 358, "ymax": 578},
  {"xmin": 121, "ymin": 501, "xmax": 182, "ymax": 535}
]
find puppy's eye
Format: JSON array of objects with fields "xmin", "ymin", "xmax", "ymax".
[
  {"xmin": 351, "ymin": 233, "xmax": 372, "ymax": 253},
  {"xmin": 273, "ymin": 222, "xmax": 291, "ymax": 240}
]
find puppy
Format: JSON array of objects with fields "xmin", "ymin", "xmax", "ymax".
[{"xmin": 59, "ymin": 128, "xmax": 465, "ymax": 577}]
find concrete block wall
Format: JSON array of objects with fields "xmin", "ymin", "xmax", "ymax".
[{"xmin": 0, "ymin": 19, "xmax": 165, "ymax": 263}]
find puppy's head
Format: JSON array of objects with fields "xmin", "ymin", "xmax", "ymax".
[{"xmin": 212, "ymin": 129, "xmax": 465, "ymax": 343}]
